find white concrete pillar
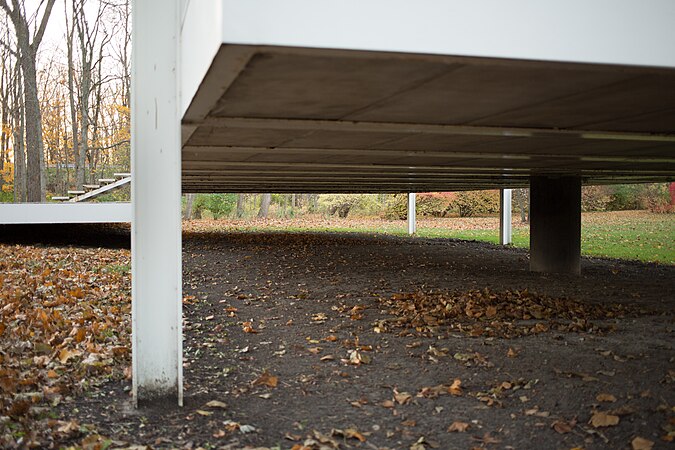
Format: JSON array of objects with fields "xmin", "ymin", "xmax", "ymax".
[
  {"xmin": 131, "ymin": 0, "xmax": 183, "ymax": 405},
  {"xmin": 407, "ymin": 192, "xmax": 417, "ymax": 235},
  {"xmin": 499, "ymin": 189, "xmax": 512, "ymax": 245}
]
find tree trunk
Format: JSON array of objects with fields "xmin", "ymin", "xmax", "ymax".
[
  {"xmin": 0, "ymin": 52, "xmax": 7, "ymax": 175},
  {"xmin": 19, "ymin": 53, "xmax": 45, "ymax": 201},
  {"xmin": 1, "ymin": 0, "xmax": 56, "ymax": 202},
  {"xmin": 183, "ymin": 193, "xmax": 194, "ymax": 219},
  {"xmin": 65, "ymin": 4, "xmax": 79, "ymax": 190},
  {"xmin": 13, "ymin": 93, "xmax": 25, "ymax": 202},
  {"xmin": 258, "ymin": 193, "xmax": 271, "ymax": 218},
  {"xmin": 236, "ymin": 193, "xmax": 244, "ymax": 217},
  {"xmin": 75, "ymin": 0, "xmax": 92, "ymax": 190}
]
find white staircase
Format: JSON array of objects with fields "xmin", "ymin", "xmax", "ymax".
[{"xmin": 52, "ymin": 173, "xmax": 131, "ymax": 203}]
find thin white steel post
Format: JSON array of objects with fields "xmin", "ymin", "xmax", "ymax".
[
  {"xmin": 407, "ymin": 192, "xmax": 417, "ymax": 235},
  {"xmin": 500, "ymin": 188, "xmax": 513, "ymax": 245},
  {"xmin": 131, "ymin": 0, "xmax": 183, "ymax": 405}
]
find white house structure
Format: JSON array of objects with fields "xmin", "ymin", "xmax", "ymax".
[{"xmin": 2, "ymin": 0, "xmax": 675, "ymax": 404}]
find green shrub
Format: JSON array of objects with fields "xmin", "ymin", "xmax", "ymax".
[
  {"xmin": 384, "ymin": 192, "xmax": 456, "ymax": 220},
  {"xmin": 450, "ymin": 190, "xmax": 500, "ymax": 217},
  {"xmin": 317, "ymin": 194, "xmax": 383, "ymax": 218},
  {"xmin": 192, "ymin": 193, "xmax": 237, "ymax": 219},
  {"xmin": 384, "ymin": 194, "xmax": 407, "ymax": 220},
  {"xmin": 0, "ymin": 191, "xmax": 13, "ymax": 203},
  {"xmin": 606, "ymin": 184, "xmax": 643, "ymax": 211}
]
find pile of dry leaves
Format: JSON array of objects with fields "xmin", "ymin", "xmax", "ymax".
[
  {"xmin": 0, "ymin": 244, "xmax": 131, "ymax": 448},
  {"xmin": 375, "ymin": 288, "xmax": 638, "ymax": 338}
]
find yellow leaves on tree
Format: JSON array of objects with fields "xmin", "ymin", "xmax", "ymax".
[{"xmin": 1, "ymin": 162, "xmax": 13, "ymax": 193}]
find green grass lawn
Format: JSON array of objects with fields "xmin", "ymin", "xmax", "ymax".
[
  {"xmin": 415, "ymin": 213, "xmax": 674, "ymax": 264},
  {"xmin": 409, "ymin": 215, "xmax": 673, "ymax": 264}
]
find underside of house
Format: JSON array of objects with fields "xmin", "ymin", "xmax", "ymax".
[{"xmin": 2, "ymin": 0, "xmax": 673, "ymax": 404}]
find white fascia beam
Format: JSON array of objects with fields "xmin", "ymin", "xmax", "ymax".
[
  {"xmin": 408, "ymin": 193, "xmax": 417, "ymax": 235},
  {"xmin": 500, "ymin": 189, "xmax": 513, "ymax": 245},
  {"xmin": 131, "ymin": 0, "xmax": 183, "ymax": 405},
  {"xmin": 0, "ymin": 203, "xmax": 131, "ymax": 224},
  {"xmin": 219, "ymin": 0, "xmax": 675, "ymax": 69}
]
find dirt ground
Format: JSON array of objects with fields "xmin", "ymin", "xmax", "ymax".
[{"xmin": 4, "ymin": 225, "xmax": 675, "ymax": 449}]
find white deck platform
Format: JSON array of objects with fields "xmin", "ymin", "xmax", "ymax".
[
  {"xmin": 180, "ymin": 0, "xmax": 675, "ymax": 193},
  {"xmin": 0, "ymin": 203, "xmax": 131, "ymax": 224}
]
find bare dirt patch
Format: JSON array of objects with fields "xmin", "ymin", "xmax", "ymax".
[{"xmin": 1, "ymin": 225, "xmax": 673, "ymax": 449}]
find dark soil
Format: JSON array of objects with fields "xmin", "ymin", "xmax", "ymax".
[{"xmin": 41, "ymin": 227, "xmax": 675, "ymax": 449}]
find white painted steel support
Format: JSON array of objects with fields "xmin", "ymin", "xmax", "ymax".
[
  {"xmin": 407, "ymin": 193, "xmax": 417, "ymax": 235},
  {"xmin": 131, "ymin": 0, "xmax": 183, "ymax": 405},
  {"xmin": 500, "ymin": 189, "xmax": 513, "ymax": 245}
]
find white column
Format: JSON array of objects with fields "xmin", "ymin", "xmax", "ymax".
[
  {"xmin": 499, "ymin": 189, "xmax": 512, "ymax": 245},
  {"xmin": 407, "ymin": 192, "xmax": 417, "ymax": 235},
  {"xmin": 131, "ymin": 0, "xmax": 183, "ymax": 405}
]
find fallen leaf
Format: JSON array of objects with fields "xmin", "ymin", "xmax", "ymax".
[
  {"xmin": 239, "ymin": 424, "xmax": 256, "ymax": 434},
  {"xmin": 447, "ymin": 421, "xmax": 470, "ymax": 432},
  {"xmin": 631, "ymin": 436, "xmax": 654, "ymax": 450},
  {"xmin": 394, "ymin": 390, "xmax": 412, "ymax": 405},
  {"xmin": 410, "ymin": 436, "xmax": 428, "ymax": 450},
  {"xmin": 242, "ymin": 321, "xmax": 259, "ymax": 333},
  {"xmin": 284, "ymin": 432, "xmax": 302, "ymax": 441},
  {"xmin": 551, "ymin": 418, "xmax": 576, "ymax": 434},
  {"xmin": 449, "ymin": 379, "xmax": 462, "ymax": 396},
  {"xmin": 205, "ymin": 400, "xmax": 227, "ymax": 409},
  {"xmin": 589, "ymin": 411, "xmax": 620, "ymax": 428},
  {"xmin": 252, "ymin": 370, "xmax": 278, "ymax": 388},
  {"xmin": 596, "ymin": 393, "xmax": 617, "ymax": 403},
  {"xmin": 343, "ymin": 428, "xmax": 367, "ymax": 442},
  {"xmin": 58, "ymin": 348, "xmax": 83, "ymax": 364},
  {"xmin": 348, "ymin": 349, "xmax": 371, "ymax": 365}
]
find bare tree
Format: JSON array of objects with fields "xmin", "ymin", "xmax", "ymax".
[
  {"xmin": 258, "ymin": 193, "xmax": 271, "ymax": 218},
  {"xmin": 11, "ymin": 63, "xmax": 25, "ymax": 201},
  {"xmin": 514, "ymin": 188, "xmax": 529, "ymax": 223},
  {"xmin": 64, "ymin": 0, "xmax": 109, "ymax": 189},
  {"xmin": 0, "ymin": 16, "xmax": 10, "ymax": 176},
  {"xmin": 0, "ymin": 0, "xmax": 56, "ymax": 202}
]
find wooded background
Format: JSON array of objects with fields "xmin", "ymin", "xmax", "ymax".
[{"xmin": 1, "ymin": 0, "xmax": 130, "ymax": 202}]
